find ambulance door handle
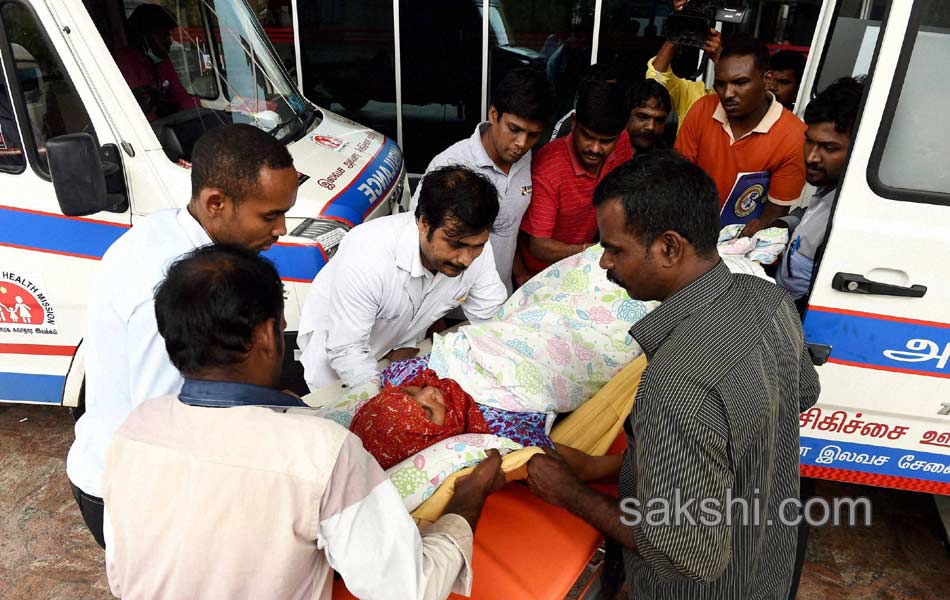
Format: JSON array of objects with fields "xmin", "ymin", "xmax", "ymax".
[{"xmin": 832, "ymin": 273, "xmax": 927, "ymax": 298}]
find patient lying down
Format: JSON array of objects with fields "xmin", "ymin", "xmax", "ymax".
[{"xmin": 350, "ymin": 369, "xmax": 552, "ymax": 470}]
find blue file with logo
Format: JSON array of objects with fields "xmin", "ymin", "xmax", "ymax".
[{"xmin": 720, "ymin": 171, "xmax": 771, "ymax": 227}]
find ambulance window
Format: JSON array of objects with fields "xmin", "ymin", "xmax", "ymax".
[
  {"xmin": 813, "ymin": 0, "xmax": 887, "ymax": 93},
  {"xmin": 0, "ymin": 51, "xmax": 25, "ymax": 172},
  {"xmin": 871, "ymin": 0, "xmax": 950, "ymax": 202},
  {"xmin": 0, "ymin": 2, "xmax": 95, "ymax": 178},
  {"xmin": 148, "ymin": 0, "xmax": 219, "ymax": 99}
]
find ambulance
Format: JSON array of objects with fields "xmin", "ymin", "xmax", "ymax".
[
  {"xmin": 0, "ymin": 0, "xmax": 409, "ymax": 407},
  {"xmin": 794, "ymin": 0, "xmax": 950, "ymax": 499}
]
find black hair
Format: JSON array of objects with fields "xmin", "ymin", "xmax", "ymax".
[
  {"xmin": 191, "ymin": 124, "xmax": 294, "ymax": 202},
  {"xmin": 126, "ymin": 4, "xmax": 177, "ymax": 50},
  {"xmin": 719, "ymin": 35, "xmax": 771, "ymax": 75},
  {"xmin": 593, "ymin": 150, "xmax": 720, "ymax": 255},
  {"xmin": 626, "ymin": 79, "xmax": 672, "ymax": 116},
  {"xmin": 580, "ymin": 62, "xmax": 619, "ymax": 86},
  {"xmin": 769, "ymin": 50, "xmax": 807, "ymax": 84},
  {"xmin": 575, "ymin": 79, "xmax": 627, "ymax": 135},
  {"xmin": 492, "ymin": 67, "xmax": 554, "ymax": 125},
  {"xmin": 415, "ymin": 166, "xmax": 500, "ymax": 239},
  {"xmin": 154, "ymin": 244, "xmax": 284, "ymax": 376},
  {"xmin": 804, "ymin": 77, "xmax": 864, "ymax": 133}
]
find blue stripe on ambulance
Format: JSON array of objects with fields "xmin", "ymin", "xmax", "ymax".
[
  {"xmin": 319, "ymin": 136, "xmax": 402, "ymax": 226},
  {"xmin": 803, "ymin": 308, "xmax": 950, "ymax": 377},
  {"xmin": 0, "ymin": 206, "xmax": 327, "ymax": 282},
  {"xmin": 0, "ymin": 372, "xmax": 65, "ymax": 404},
  {"xmin": 801, "ymin": 436, "xmax": 950, "ymax": 483},
  {"xmin": 0, "ymin": 207, "xmax": 126, "ymax": 259}
]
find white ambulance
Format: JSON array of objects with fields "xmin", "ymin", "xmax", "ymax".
[
  {"xmin": 0, "ymin": 0, "xmax": 408, "ymax": 407},
  {"xmin": 794, "ymin": 0, "xmax": 950, "ymax": 498}
]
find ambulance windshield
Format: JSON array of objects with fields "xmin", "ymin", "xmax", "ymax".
[{"xmin": 112, "ymin": 1, "xmax": 314, "ymax": 162}]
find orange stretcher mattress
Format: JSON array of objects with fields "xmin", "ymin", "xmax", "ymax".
[
  {"xmin": 333, "ymin": 434, "xmax": 627, "ymax": 600},
  {"xmin": 332, "ymin": 483, "xmax": 603, "ymax": 600}
]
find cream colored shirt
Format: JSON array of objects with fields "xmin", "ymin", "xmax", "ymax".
[{"xmin": 102, "ymin": 395, "xmax": 473, "ymax": 599}]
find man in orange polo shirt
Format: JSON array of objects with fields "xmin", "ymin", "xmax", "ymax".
[
  {"xmin": 517, "ymin": 79, "xmax": 632, "ymax": 284},
  {"xmin": 675, "ymin": 36, "xmax": 806, "ymax": 237}
]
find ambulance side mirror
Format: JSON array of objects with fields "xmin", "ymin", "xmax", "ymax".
[{"xmin": 47, "ymin": 133, "xmax": 129, "ymax": 217}]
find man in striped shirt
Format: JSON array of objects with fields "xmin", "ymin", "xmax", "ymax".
[{"xmin": 527, "ymin": 151, "xmax": 819, "ymax": 599}]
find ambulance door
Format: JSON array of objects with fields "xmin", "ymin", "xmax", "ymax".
[
  {"xmin": 0, "ymin": 0, "xmax": 130, "ymax": 405},
  {"xmin": 799, "ymin": 0, "xmax": 950, "ymax": 494}
]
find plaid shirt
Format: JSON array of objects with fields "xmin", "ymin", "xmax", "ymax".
[{"xmin": 620, "ymin": 260, "xmax": 820, "ymax": 599}]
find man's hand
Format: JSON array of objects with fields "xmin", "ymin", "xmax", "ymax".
[
  {"xmin": 447, "ymin": 449, "xmax": 507, "ymax": 529},
  {"xmin": 385, "ymin": 347, "xmax": 420, "ymax": 362},
  {"xmin": 456, "ymin": 449, "xmax": 507, "ymax": 496},
  {"xmin": 704, "ymin": 28, "xmax": 722, "ymax": 62},
  {"xmin": 526, "ymin": 447, "xmax": 584, "ymax": 509},
  {"xmin": 739, "ymin": 218, "xmax": 768, "ymax": 238},
  {"xmin": 673, "ymin": 0, "xmax": 688, "ymax": 10}
]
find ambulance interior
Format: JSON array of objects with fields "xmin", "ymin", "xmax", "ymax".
[{"xmin": 80, "ymin": 0, "xmax": 315, "ymax": 162}]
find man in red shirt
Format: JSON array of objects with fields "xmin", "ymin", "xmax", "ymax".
[
  {"xmin": 674, "ymin": 36, "xmax": 806, "ymax": 237},
  {"xmin": 518, "ymin": 80, "xmax": 632, "ymax": 283}
]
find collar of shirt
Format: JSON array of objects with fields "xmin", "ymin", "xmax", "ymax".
[
  {"xmin": 177, "ymin": 206, "xmax": 214, "ymax": 248},
  {"xmin": 469, "ymin": 121, "xmax": 531, "ymax": 179},
  {"xmin": 713, "ymin": 92, "xmax": 784, "ymax": 144},
  {"xmin": 394, "ymin": 213, "xmax": 434, "ymax": 280},
  {"xmin": 178, "ymin": 378, "xmax": 307, "ymax": 408},
  {"xmin": 628, "ymin": 260, "xmax": 733, "ymax": 358}
]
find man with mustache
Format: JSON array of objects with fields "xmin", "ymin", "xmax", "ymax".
[
  {"xmin": 774, "ymin": 77, "xmax": 864, "ymax": 310},
  {"xmin": 674, "ymin": 36, "xmax": 807, "ymax": 237},
  {"xmin": 297, "ymin": 166, "xmax": 507, "ymax": 393},
  {"xmin": 626, "ymin": 80, "xmax": 672, "ymax": 153},
  {"xmin": 67, "ymin": 124, "xmax": 298, "ymax": 548},
  {"xmin": 525, "ymin": 151, "xmax": 819, "ymax": 600},
  {"xmin": 517, "ymin": 78, "xmax": 632, "ymax": 283},
  {"xmin": 410, "ymin": 68, "xmax": 553, "ymax": 293}
]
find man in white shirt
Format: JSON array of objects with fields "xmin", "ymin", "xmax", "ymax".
[
  {"xmin": 67, "ymin": 124, "xmax": 299, "ymax": 548},
  {"xmin": 410, "ymin": 67, "xmax": 552, "ymax": 292},
  {"xmin": 104, "ymin": 245, "xmax": 505, "ymax": 599},
  {"xmin": 298, "ymin": 166, "xmax": 507, "ymax": 392}
]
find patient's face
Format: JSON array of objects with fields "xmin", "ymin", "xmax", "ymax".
[{"xmin": 402, "ymin": 385, "xmax": 447, "ymax": 426}]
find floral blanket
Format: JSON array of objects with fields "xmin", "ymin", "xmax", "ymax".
[{"xmin": 429, "ymin": 245, "xmax": 656, "ymax": 414}]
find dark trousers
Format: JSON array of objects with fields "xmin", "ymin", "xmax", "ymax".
[
  {"xmin": 69, "ymin": 479, "xmax": 106, "ymax": 549},
  {"xmin": 788, "ymin": 477, "xmax": 816, "ymax": 599}
]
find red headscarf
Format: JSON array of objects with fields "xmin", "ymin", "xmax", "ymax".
[{"xmin": 350, "ymin": 370, "xmax": 490, "ymax": 470}]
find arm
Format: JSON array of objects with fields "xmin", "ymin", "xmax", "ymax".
[
  {"xmin": 741, "ymin": 135, "xmax": 807, "ymax": 237},
  {"xmin": 460, "ymin": 240, "xmax": 508, "ymax": 323},
  {"xmin": 525, "ymin": 235, "xmax": 590, "ymax": 266},
  {"xmin": 320, "ymin": 437, "xmax": 504, "ymax": 600},
  {"xmin": 740, "ymin": 202, "xmax": 792, "ymax": 237},
  {"xmin": 323, "ymin": 255, "xmax": 387, "ymax": 387},
  {"xmin": 554, "ymin": 443, "xmax": 623, "ymax": 482},
  {"xmin": 672, "ymin": 99, "xmax": 704, "ymax": 163},
  {"xmin": 527, "ymin": 449, "xmax": 640, "ymax": 552},
  {"xmin": 530, "ymin": 387, "xmax": 735, "ymax": 583},
  {"xmin": 511, "ymin": 247, "xmax": 531, "ymax": 290},
  {"xmin": 128, "ymin": 301, "xmax": 184, "ymax": 407},
  {"xmin": 775, "ymin": 206, "xmax": 806, "ymax": 233}
]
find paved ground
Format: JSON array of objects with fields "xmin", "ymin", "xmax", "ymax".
[{"xmin": 2, "ymin": 402, "xmax": 949, "ymax": 599}]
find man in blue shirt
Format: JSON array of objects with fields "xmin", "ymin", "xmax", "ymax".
[{"xmin": 774, "ymin": 77, "xmax": 864, "ymax": 309}]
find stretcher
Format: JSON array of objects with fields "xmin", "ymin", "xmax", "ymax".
[{"xmin": 331, "ymin": 357, "xmax": 643, "ymax": 599}]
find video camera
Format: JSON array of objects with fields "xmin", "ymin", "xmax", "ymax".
[{"xmin": 663, "ymin": 0, "xmax": 749, "ymax": 48}]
